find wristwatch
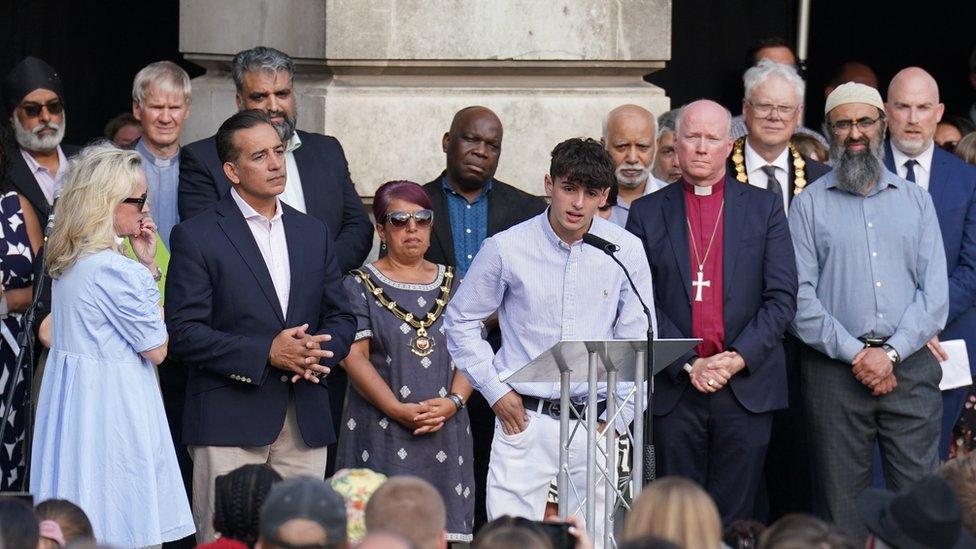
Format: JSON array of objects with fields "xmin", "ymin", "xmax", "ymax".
[
  {"xmin": 882, "ymin": 344, "xmax": 901, "ymax": 365},
  {"xmin": 448, "ymin": 393, "xmax": 465, "ymax": 411}
]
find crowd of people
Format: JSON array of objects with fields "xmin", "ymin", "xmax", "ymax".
[{"xmin": 0, "ymin": 36, "xmax": 976, "ymax": 549}]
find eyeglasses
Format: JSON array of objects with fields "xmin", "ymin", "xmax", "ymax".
[
  {"xmin": 122, "ymin": 195, "xmax": 148, "ymax": 209},
  {"xmin": 829, "ymin": 116, "xmax": 882, "ymax": 134},
  {"xmin": 383, "ymin": 209, "xmax": 433, "ymax": 228},
  {"xmin": 19, "ymin": 100, "xmax": 63, "ymax": 118},
  {"xmin": 746, "ymin": 100, "xmax": 798, "ymax": 118}
]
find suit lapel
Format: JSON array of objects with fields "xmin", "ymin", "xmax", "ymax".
[
  {"xmin": 292, "ymin": 132, "xmax": 321, "ymax": 218},
  {"xmin": 283, "ymin": 209, "xmax": 305, "ymax": 326},
  {"xmin": 928, "ymin": 148, "xmax": 950, "ymax": 209},
  {"xmin": 429, "ymin": 176, "xmax": 456, "ymax": 265},
  {"xmin": 883, "ymin": 140, "xmax": 897, "ymax": 174},
  {"xmin": 663, "ymin": 185, "xmax": 692, "ymax": 302},
  {"xmin": 8, "ymin": 150, "xmax": 50, "ymax": 220},
  {"xmin": 723, "ymin": 176, "xmax": 747, "ymax": 302},
  {"xmin": 216, "ymin": 196, "xmax": 285, "ymax": 324}
]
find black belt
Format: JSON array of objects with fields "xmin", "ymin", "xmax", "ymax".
[
  {"xmin": 858, "ymin": 336, "xmax": 890, "ymax": 347},
  {"xmin": 522, "ymin": 395, "xmax": 607, "ymax": 420}
]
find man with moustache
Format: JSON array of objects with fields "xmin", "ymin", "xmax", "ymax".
[
  {"xmin": 445, "ymin": 138, "xmax": 653, "ymax": 541},
  {"xmin": 884, "ymin": 67, "xmax": 976, "ymax": 461},
  {"xmin": 652, "ymin": 110, "xmax": 682, "ymax": 185},
  {"xmin": 602, "ymin": 104, "xmax": 667, "ymax": 227},
  {"xmin": 730, "ymin": 60, "xmax": 830, "ymax": 520},
  {"xmin": 3, "ymin": 56, "xmax": 79, "ymax": 225},
  {"xmin": 790, "ymin": 83, "xmax": 948, "ymax": 541},
  {"xmin": 423, "ymin": 105, "xmax": 546, "ymax": 529},
  {"xmin": 627, "ymin": 100, "xmax": 797, "ymax": 522}
]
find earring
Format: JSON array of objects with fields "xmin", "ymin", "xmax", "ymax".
[{"xmin": 380, "ymin": 241, "xmax": 387, "ymax": 251}]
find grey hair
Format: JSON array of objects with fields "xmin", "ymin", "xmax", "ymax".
[
  {"xmin": 231, "ymin": 46, "xmax": 295, "ymax": 93},
  {"xmin": 657, "ymin": 109, "xmax": 679, "ymax": 138},
  {"xmin": 743, "ymin": 59, "xmax": 805, "ymax": 105},
  {"xmin": 675, "ymin": 100, "xmax": 733, "ymax": 138},
  {"xmin": 132, "ymin": 61, "xmax": 191, "ymax": 104},
  {"xmin": 602, "ymin": 105, "xmax": 656, "ymax": 141}
]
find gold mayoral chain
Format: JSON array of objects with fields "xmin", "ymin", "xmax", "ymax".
[
  {"xmin": 352, "ymin": 267, "xmax": 455, "ymax": 357},
  {"xmin": 731, "ymin": 137, "xmax": 808, "ymax": 195}
]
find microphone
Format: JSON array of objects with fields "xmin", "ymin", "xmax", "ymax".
[
  {"xmin": 44, "ymin": 196, "xmax": 58, "ymax": 239},
  {"xmin": 581, "ymin": 232, "xmax": 620, "ymax": 255},
  {"xmin": 582, "ymin": 231, "xmax": 657, "ymax": 484}
]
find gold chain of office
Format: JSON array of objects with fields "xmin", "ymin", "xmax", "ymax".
[
  {"xmin": 351, "ymin": 267, "xmax": 454, "ymax": 357},
  {"xmin": 731, "ymin": 137, "xmax": 808, "ymax": 195}
]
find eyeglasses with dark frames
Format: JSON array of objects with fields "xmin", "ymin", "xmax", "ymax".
[
  {"xmin": 829, "ymin": 116, "xmax": 883, "ymax": 134},
  {"xmin": 19, "ymin": 100, "xmax": 64, "ymax": 118},
  {"xmin": 122, "ymin": 195, "xmax": 148, "ymax": 209},
  {"xmin": 383, "ymin": 209, "xmax": 433, "ymax": 228}
]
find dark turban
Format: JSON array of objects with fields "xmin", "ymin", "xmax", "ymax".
[{"xmin": 3, "ymin": 56, "xmax": 64, "ymax": 113}]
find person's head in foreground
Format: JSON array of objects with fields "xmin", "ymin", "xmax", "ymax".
[
  {"xmin": 621, "ymin": 476, "xmax": 723, "ymax": 549},
  {"xmin": 34, "ymin": 499, "xmax": 95, "ymax": 549},
  {"xmin": 256, "ymin": 476, "xmax": 348, "ymax": 549},
  {"xmin": 213, "ymin": 464, "xmax": 283, "ymax": 546},
  {"xmin": 857, "ymin": 474, "xmax": 975, "ymax": 548},
  {"xmin": 364, "ymin": 476, "xmax": 446, "ymax": 549}
]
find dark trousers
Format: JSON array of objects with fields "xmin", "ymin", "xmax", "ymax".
[
  {"xmin": 654, "ymin": 384, "xmax": 773, "ymax": 524},
  {"xmin": 802, "ymin": 346, "xmax": 941, "ymax": 543},
  {"xmin": 325, "ymin": 368, "xmax": 348, "ymax": 477}
]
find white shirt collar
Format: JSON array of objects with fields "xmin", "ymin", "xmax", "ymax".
[
  {"xmin": 286, "ymin": 132, "xmax": 302, "ymax": 154},
  {"xmin": 744, "ymin": 140, "xmax": 790, "ymax": 177},
  {"xmin": 890, "ymin": 140, "xmax": 934, "ymax": 175},
  {"xmin": 20, "ymin": 145, "xmax": 68, "ymax": 175},
  {"xmin": 231, "ymin": 187, "xmax": 283, "ymax": 222}
]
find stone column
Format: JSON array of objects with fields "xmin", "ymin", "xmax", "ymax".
[{"xmin": 180, "ymin": 0, "xmax": 671, "ymax": 197}]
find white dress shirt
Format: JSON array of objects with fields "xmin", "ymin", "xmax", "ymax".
[
  {"xmin": 890, "ymin": 141, "xmax": 934, "ymax": 191},
  {"xmin": 278, "ymin": 133, "xmax": 308, "ymax": 213},
  {"xmin": 745, "ymin": 141, "xmax": 791, "ymax": 213},
  {"xmin": 20, "ymin": 146, "xmax": 68, "ymax": 204},
  {"xmin": 231, "ymin": 188, "xmax": 291, "ymax": 316}
]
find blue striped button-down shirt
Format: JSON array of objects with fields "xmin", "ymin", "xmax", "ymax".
[
  {"xmin": 789, "ymin": 168, "xmax": 948, "ymax": 363},
  {"xmin": 442, "ymin": 176, "xmax": 492, "ymax": 277},
  {"xmin": 443, "ymin": 211, "xmax": 656, "ymax": 429}
]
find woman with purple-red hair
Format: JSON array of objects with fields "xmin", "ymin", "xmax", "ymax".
[{"xmin": 337, "ymin": 180, "xmax": 475, "ymax": 542}]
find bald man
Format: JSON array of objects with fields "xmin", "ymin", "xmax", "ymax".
[
  {"xmin": 602, "ymin": 104, "xmax": 667, "ymax": 227},
  {"xmin": 884, "ymin": 67, "xmax": 976, "ymax": 460},
  {"xmin": 423, "ymin": 106, "xmax": 546, "ymax": 530},
  {"xmin": 627, "ymin": 100, "xmax": 797, "ymax": 522}
]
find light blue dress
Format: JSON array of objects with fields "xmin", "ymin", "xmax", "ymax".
[{"xmin": 30, "ymin": 250, "xmax": 194, "ymax": 548}]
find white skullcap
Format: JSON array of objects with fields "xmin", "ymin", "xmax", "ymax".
[{"xmin": 824, "ymin": 82, "xmax": 884, "ymax": 115}]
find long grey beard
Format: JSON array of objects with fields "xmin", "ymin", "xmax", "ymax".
[{"xmin": 830, "ymin": 137, "xmax": 885, "ymax": 195}]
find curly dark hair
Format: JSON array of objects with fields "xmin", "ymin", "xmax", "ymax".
[
  {"xmin": 549, "ymin": 137, "xmax": 615, "ymax": 190},
  {"xmin": 213, "ymin": 463, "xmax": 283, "ymax": 546}
]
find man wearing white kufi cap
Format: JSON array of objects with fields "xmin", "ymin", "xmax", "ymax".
[{"xmin": 788, "ymin": 82, "xmax": 949, "ymax": 542}]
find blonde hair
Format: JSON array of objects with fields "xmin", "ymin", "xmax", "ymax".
[
  {"xmin": 955, "ymin": 132, "xmax": 976, "ymax": 165},
  {"xmin": 621, "ymin": 477, "xmax": 723, "ymax": 549},
  {"xmin": 46, "ymin": 144, "xmax": 143, "ymax": 278},
  {"xmin": 939, "ymin": 454, "xmax": 976, "ymax": 536}
]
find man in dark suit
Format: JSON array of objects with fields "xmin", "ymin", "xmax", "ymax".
[
  {"xmin": 423, "ymin": 105, "xmax": 546, "ymax": 528},
  {"xmin": 627, "ymin": 100, "xmax": 797, "ymax": 523},
  {"xmin": 178, "ymin": 48, "xmax": 371, "ymax": 474},
  {"xmin": 178, "ymin": 47, "xmax": 372, "ymax": 273},
  {"xmin": 166, "ymin": 110, "xmax": 355, "ymax": 542},
  {"xmin": 884, "ymin": 67, "xmax": 976, "ymax": 460},
  {"xmin": 728, "ymin": 60, "xmax": 831, "ymax": 520},
  {"xmin": 3, "ymin": 56, "xmax": 80, "ymax": 225}
]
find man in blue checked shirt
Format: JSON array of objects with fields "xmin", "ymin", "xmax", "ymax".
[{"xmin": 444, "ymin": 137, "xmax": 654, "ymax": 541}]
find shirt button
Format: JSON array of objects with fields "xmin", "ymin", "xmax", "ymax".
[
  {"xmin": 876, "ymin": 281, "xmax": 882, "ymax": 287},
  {"xmin": 467, "ymin": 254, "xmax": 473, "ymax": 259},
  {"xmin": 867, "ymin": 222, "xmax": 874, "ymax": 228},
  {"xmin": 872, "ymin": 252, "xmax": 878, "ymax": 257},
  {"xmin": 466, "ymin": 205, "xmax": 471, "ymax": 209},
  {"xmin": 281, "ymin": 375, "xmax": 289, "ymax": 382},
  {"xmin": 465, "ymin": 228, "xmax": 472, "ymax": 234},
  {"xmin": 878, "ymin": 313, "xmax": 884, "ymax": 319}
]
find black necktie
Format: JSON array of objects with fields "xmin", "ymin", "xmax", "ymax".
[
  {"xmin": 761, "ymin": 165, "xmax": 784, "ymax": 208},
  {"xmin": 904, "ymin": 159, "xmax": 918, "ymax": 183}
]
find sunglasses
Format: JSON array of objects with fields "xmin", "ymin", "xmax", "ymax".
[
  {"xmin": 122, "ymin": 195, "xmax": 148, "ymax": 209},
  {"xmin": 19, "ymin": 100, "xmax": 63, "ymax": 118},
  {"xmin": 383, "ymin": 209, "xmax": 433, "ymax": 228}
]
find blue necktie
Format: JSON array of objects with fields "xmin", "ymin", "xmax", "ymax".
[{"xmin": 904, "ymin": 159, "xmax": 918, "ymax": 183}]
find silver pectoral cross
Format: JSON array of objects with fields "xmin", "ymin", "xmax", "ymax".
[{"xmin": 692, "ymin": 269, "xmax": 710, "ymax": 302}]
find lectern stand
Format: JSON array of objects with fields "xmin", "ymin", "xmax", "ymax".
[{"xmin": 503, "ymin": 338, "xmax": 698, "ymax": 547}]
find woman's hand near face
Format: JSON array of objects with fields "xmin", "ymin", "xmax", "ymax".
[{"xmin": 129, "ymin": 216, "xmax": 158, "ymax": 270}]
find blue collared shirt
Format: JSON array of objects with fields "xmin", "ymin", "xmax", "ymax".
[
  {"xmin": 441, "ymin": 176, "xmax": 492, "ymax": 277},
  {"xmin": 443, "ymin": 211, "xmax": 656, "ymax": 431},
  {"xmin": 789, "ymin": 168, "xmax": 948, "ymax": 363},
  {"xmin": 136, "ymin": 139, "xmax": 180, "ymax": 249}
]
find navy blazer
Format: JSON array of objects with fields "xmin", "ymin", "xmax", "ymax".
[
  {"xmin": 177, "ymin": 130, "xmax": 373, "ymax": 273},
  {"xmin": 165, "ymin": 193, "xmax": 356, "ymax": 447},
  {"xmin": 7, "ymin": 143, "xmax": 80, "ymax": 226},
  {"xmin": 884, "ymin": 141, "xmax": 976, "ymax": 370},
  {"xmin": 626, "ymin": 177, "xmax": 798, "ymax": 415}
]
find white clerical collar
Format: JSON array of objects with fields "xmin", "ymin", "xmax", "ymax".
[
  {"xmin": 744, "ymin": 140, "xmax": 789, "ymax": 177},
  {"xmin": 694, "ymin": 185, "xmax": 713, "ymax": 196},
  {"xmin": 890, "ymin": 140, "xmax": 934, "ymax": 174}
]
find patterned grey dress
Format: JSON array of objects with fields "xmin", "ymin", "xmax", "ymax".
[{"xmin": 337, "ymin": 263, "xmax": 474, "ymax": 542}]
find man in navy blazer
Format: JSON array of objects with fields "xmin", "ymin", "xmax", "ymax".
[
  {"xmin": 884, "ymin": 67, "xmax": 976, "ymax": 460},
  {"xmin": 166, "ymin": 110, "xmax": 355, "ymax": 542},
  {"xmin": 627, "ymin": 100, "xmax": 797, "ymax": 522}
]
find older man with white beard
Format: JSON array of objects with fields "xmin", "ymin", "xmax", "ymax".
[
  {"xmin": 602, "ymin": 104, "xmax": 667, "ymax": 227},
  {"xmin": 789, "ymin": 82, "xmax": 948, "ymax": 542},
  {"xmin": 3, "ymin": 56, "xmax": 79, "ymax": 225}
]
